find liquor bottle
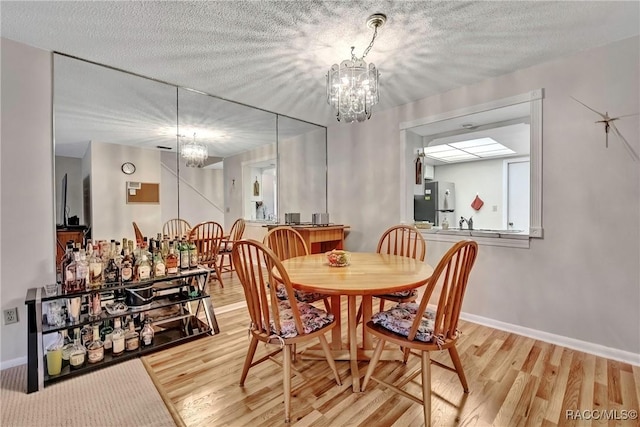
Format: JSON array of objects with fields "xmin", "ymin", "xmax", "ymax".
[
  {"xmin": 179, "ymin": 239, "xmax": 190, "ymax": 270},
  {"xmin": 153, "ymin": 244, "xmax": 166, "ymax": 278},
  {"xmin": 81, "ymin": 323, "xmax": 93, "ymax": 347},
  {"xmin": 64, "ymin": 248, "xmax": 80, "ymax": 293},
  {"xmin": 125, "ymin": 321, "xmax": 139, "ymax": 352},
  {"xmin": 88, "ymin": 247, "xmax": 104, "ymax": 289},
  {"xmin": 128, "ymin": 239, "xmax": 136, "ymax": 267},
  {"xmin": 60, "ymin": 329, "xmax": 73, "ymax": 368},
  {"xmin": 121, "ymin": 247, "xmax": 134, "ymax": 283},
  {"xmin": 100, "ymin": 319, "xmax": 114, "ymax": 351},
  {"xmin": 114, "ymin": 242, "xmax": 123, "ymax": 267},
  {"xmin": 89, "ymin": 291, "xmax": 101, "ymax": 317},
  {"xmin": 59, "ymin": 243, "xmax": 74, "ymax": 279},
  {"xmin": 189, "ymin": 240, "xmax": 198, "ymax": 269},
  {"xmin": 104, "ymin": 252, "xmax": 120, "ymax": 284},
  {"xmin": 166, "ymin": 242, "xmax": 179, "ymax": 274},
  {"xmin": 160, "ymin": 238, "xmax": 169, "ymax": 263},
  {"xmin": 108, "ymin": 240, "xmax": 116, "ymax": 259},
  {"xmin": 76, "ymin": 248, "xmax": 89, "ymax": 290},
  {"xmin": 69, "ymin": 328, "xmax": 86, "ymax": 370},
  {"xmin": 137, "ymin": 253, "xmax": 152, "ymax": 281},
  {"xmin": 100, "ymin": 241, "xmax": 111, "ymax": 261},
  {"xmin": 140, "ymin": 314, "xmax": 154, "ymax": 347},
  {"xmin": 143, "ymin": 237, "xmax": 150, "ymax": 256},
  {"xmin": 111, "ymin": 318, "xmax": 125, "ymax": 356},
  {"xmin": 86, "ymin": 324, "xmax": 104, "ymax": 364}
]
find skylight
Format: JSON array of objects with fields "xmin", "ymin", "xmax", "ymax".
[{"xmin": 424, "ymin": 137, "xmax": 515, "ymax": 162}]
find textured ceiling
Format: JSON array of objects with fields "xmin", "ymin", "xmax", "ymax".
[{"xmin": 2, "ymin": 1, "xmax": 638, "ymax": 126}]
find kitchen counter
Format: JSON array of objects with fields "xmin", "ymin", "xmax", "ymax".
[
  {"xmin": 419, "ymin": 226, "xmax": 531, "ymax": 248},
  {"xmin": 264, "ymin": 224, "xmax": 350, "ymax": 254}
]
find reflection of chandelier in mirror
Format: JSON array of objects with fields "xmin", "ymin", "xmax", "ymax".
[
  {"xmin": 326, "ymin": 13, "xmax": 386, "ymax": 123},
  {"xmin": 181, "ymin": 133, "xmax": 208, "ymax": 168}
]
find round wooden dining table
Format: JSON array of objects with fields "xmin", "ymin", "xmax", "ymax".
[{"xmin": 280, "ymin": 252, "xmax": 434, "ymax": 392}]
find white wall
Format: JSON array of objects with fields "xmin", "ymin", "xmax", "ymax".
[
  {"xmin": 160, "ymin": 152, "xmax": 224, "ymax": 228},
  {"xmin": 54, "ymin": 156, "xmax": 84, "ymax": 225},
  {"xmin": 434, "ymin": 159, "xmax": 506, "ymax": 230},
  {"xmin": 0, "ymin": 38, "xmax": 55, "ymax": 366},
  {"xmin": 159, "ymin": 151, "xmax": 179, "ymax": 227},
  {"xmin": 328, "ymin": 36, "xmax": 639, "ymax": 358},
  {"xmin": 89, "ymin": 141, "xmax": 162, "ymax": 241},
  {"xmin": 261, "ymin": 169, "xmax": 276, "ymax": 219},
  {"xmin": 278, "ymin": 128, "xmax": 327, "ymax": 222},
  {"xmin": 224, "ymin": 143, "xmax": 276, "ymax": 226}
]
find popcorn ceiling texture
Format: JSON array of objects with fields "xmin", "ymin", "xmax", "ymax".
[{"xmin": 1, "ymin": 1, "xmax": 638, "ymax": 126}]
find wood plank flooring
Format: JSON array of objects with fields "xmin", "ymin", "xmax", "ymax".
[{"xmin": 143, "ymin": 272, "xmax": 640, "ymax": 426}]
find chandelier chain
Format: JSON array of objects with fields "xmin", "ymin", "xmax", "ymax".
[
  {"xmin": 351, "ymin": 25, "xmax": 379, "ymax": 61},
  {"xmin": 361, "ymin": 25, "xmax": 379, "ymax": 60}
]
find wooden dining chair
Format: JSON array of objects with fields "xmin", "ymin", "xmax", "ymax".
[
  {"xmin": 375, "ymin": 225, "xmax": 427, "ymax": 309},
  {"xmin": 232, "ymin": 239, "xmax": 341, "ymax": 423},
  {"xmin": 356, "ymin": 224, "xmax": 427, "ymax": 323},
  {"xmin": 132, "ymin": 221, "xmax": 144, "ymax": 247},
  {"xmin": 361, "ymin": 240, "xmax": 478, "ymax": 427},
  {"xmin": 263, "ymin": 226, "xmax": 331, "ymax": 312},
  {"xmin": 187, "ymin": 221, "xmax": 224, "ymax": 287},
  {"xmin": 219, "ymin": 218, "xmax": 246, "ymax": 274},
  {"xmin": 163, "ymin": 218, "xmax": 191, "ymax": 240}
]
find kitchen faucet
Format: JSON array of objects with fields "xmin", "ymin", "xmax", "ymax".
[{"xmin": 459, "ymin": 216, "xmax": 474, "ymax": 230}]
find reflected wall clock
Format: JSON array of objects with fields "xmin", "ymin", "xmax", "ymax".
[{"xmin": 121, "ymin": 162, "xmax": 136, "ymax": 175}]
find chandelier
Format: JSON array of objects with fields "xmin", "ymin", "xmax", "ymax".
[
  {"xmin": 326, "ymin": 13, "xmax": 386, "ymax": 123},
  {"xmin": 180, "ymin": 133, "xmax": 208, "ymax": 168}
]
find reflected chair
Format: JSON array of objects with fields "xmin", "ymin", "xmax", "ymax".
[
  {"xmin": 356, "ymin": 224, "xmax": 426, "ymax": 323},
  {"xmin": 263, "ymin": 226, "xmax": 331, "ymax": 312},
  {"xmin": 232, "ymin": 239, "xmax": 341, "ymax": 423},
  {"xmin": 361, "ymin": 240, "xmax": 478, "ymax": 427},
  {"xmin": 188, "ymin": 221, "xmax": 224, "ymax": 287},
  {"xmin": 132, "ymin": 221, "xmax": 144, "ymax": 247},
  {"xmin": 219, "ymin": 218, "xmax": 246, "ymax": 274},
  {"xmin": 163, "ymin": 218, "xmax": 191, "ymax": 240}
]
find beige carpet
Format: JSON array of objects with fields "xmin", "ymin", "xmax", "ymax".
[{"xmin": 1, "ymin": 359, "xmax": 178, "ymax": 427}]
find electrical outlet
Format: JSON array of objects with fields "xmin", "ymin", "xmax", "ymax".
[{"xmin": 4, "ymin": 308, "xmax": 18, "ymax": 325}]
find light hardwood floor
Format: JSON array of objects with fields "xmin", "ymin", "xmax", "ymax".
[{"xmin": 143, "ymin": 272, "xmax": 640, "ymax": 427}]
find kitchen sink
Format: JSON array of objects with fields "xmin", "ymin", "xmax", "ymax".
[{"xmin": 435, "ymin": 228, "xmax": 526, "ymax": 238}]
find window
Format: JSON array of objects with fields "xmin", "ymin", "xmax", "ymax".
[{"xmin": 399, "ymin": 89, "xmax": 544, "ymax": 241}]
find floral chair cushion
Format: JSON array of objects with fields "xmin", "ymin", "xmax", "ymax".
[
  {"xmin": 271, "ymin": 299, "xmax": 334, "ymax": 338},
  {"xmin": 371, "ymin": 302, "xmax": 436, "ymax": 342},
  {"xmin": 376, "ymin": 289, "xmax": 418, "ymax": 299},
  {"xmin": 275, "ymin": 282, "xmax": 328, "ymax": 304}
]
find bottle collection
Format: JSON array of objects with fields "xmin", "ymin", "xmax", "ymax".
[
  {"xmin": 44, "ymin": 234, "xmax": 202, "ymax": 376},
  {"xmin": 47, "ymin": 313, "xmax": 155, "ymax": 376},
  {"xmin": 60, "ymin": 235, "xmax": 198, "ymax": 294}
]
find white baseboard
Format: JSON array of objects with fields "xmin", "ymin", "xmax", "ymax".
[
  {"xmin": 459, "ymin": 311, "xmax": 640, "ymax": 366},
  {"xmin": 0, "ymin": 356, "xmax": 27, "ymax": 371}
]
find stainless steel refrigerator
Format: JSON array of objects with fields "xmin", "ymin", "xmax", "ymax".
[{"xmin": 414, "ymin": 181, "xmax": 456, "ymax": 225}]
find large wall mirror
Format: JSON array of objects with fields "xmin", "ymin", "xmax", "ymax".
[
  {"xmin": 53, "ymin": 53, "xmax": 327, "ymax": 307},
  {"xmin": 400, "ymin": 90, "xmax": 543, "ymax": 239}
]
